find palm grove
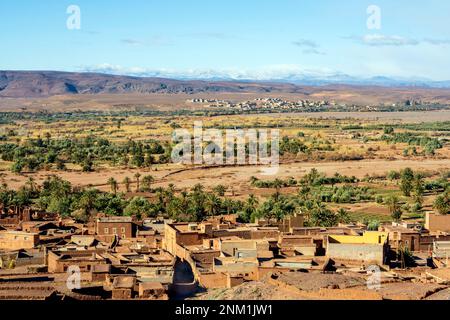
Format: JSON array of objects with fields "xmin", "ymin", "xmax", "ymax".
[{"xmin": 0, "ymin": 167, "xmax": 448, "ymax": 226}]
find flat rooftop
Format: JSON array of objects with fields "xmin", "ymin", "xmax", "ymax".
[{"xmin": 97, "ymin": 217, "xmax": 132, "ymax": 223}]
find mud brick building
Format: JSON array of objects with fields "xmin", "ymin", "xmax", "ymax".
[
  {"xmin": 326, "ymin": 231, "xmax": 389, "ymax": 266},
  {"xmin": 381, "ymin": 223, "xmax": 421, "ymax": 252},
  {"xmin": 138, "ymin": 282, "xmax": 168, "ymax": 300},
  {"xmin": 90, "ymin": 264, "xmax": 111, "ymax": 282},
  {"xmin": 96, "ymin": 216, "xmax": 137, "ymax": 241},
  {"xmin": 0, "ymin": 231, "xmax": 39, "ymax": 251},
  {"xmin": 426, "ymin": 213, "xmax": 450, "ymax": 233},
  {"xmin": 47, "ymin": 248, "xmax": 109, "ymax": 273},
  {"xmin": 112, "ymin": 276, "xmax": 136, "ymax": 300}
]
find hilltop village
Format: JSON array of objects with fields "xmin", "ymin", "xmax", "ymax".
[{"xmin": 1, "ymin": 206, "xmax": 450, "ymax": 300}]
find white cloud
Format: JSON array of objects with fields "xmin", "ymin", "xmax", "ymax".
[
  {"xmin": 352, "ymin": 34, "xmax": 420, "ymax": 46},
  {"xmin": 120, "ymin": 36, "xmax": 172, "ymax": 47},
  {"xmin": 292, "ymin": 39, "xmax": 319, "ymax": 48},
  {"xmin": 347, "ymin": 34, "xmax": 450, "ymax": 47},
  {"xmin": 423, "ymin": 38, "xmax": 450, "ymax": 46},
  {"xmin": 121, "ymin": 38, "xmax": 144, "ymax": 46}
]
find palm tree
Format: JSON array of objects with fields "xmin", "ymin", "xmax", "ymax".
[
  {"xmin": 205, "ymin": 193, "xmax": 221, "ymax": 217},
  {"xmin": 123, "ymin": 177, "xmax": 131, "ymax": 193},
  {"xmin": 222, "ymin": 198, "xmax": 234, "ymax": 215},
  {"xmin": 298, "ymin": 184, "xmax": 311, "ymax": 201},
  {"xmin": 142, "ymin": 175, "xmax": 155, "ymax": 192},
  {"xmin": 242, "ymin": 194, "xmax": 259, "ymax": 222},
  {"xmin": 192, "ymin": 184, "xmax": 204, "ymax": 194},
  {"xmin": 165, "ymin": 184, "xmax": 175, "ymax": 202},
  {"xmin": 247, "ymin": 194, "xmax": 259, "ymax": 208},
  {"xmin": 107, "ymin": 177, "xmax": 118, "ymax": 194},
  {"xmin": 25, "ymin": 177, "xmax": 37, "ymax": 193},
  {"xmin": 44, "ymin": 132, "xmax": 51, "ymax": 145},
  {"xmin": 336, "ymin": 208, "xmax": 351, "ymax": 224},
  {"xmin": 273, "ymin": 178, "xmax": 284, "ymax": 201},
  {"xmin": 154, "ymin": 187, "xmax": 165, "ymax": 200},
  {"xmin": 134, "ymin": 172, "xmax": 141, "ymax": 192},
  {"xmin": 433, "ymin": 192, "xmax": 449, "ymax": 215},
  {"xmin": 76, "ymin": 188, "xmax": 99, "ymax": 220},
  {"xmin": 167, "ymin": 197, "xmax": 183, "ymax": 220},
  {"xmin": 412, "ymin": 174, "xmax": 425, "ymax": 205},
  {"xmin": 213, "ymin": 185, "xmax": 227, "ymax": 197},
  {"xmin": 385, "ymin": 195, "xmax": 402, "ymax": 221},
  {"xmin": 249, "ymin": 176, "xmax": 258, "ymax": 186},
  {"xmin": 309, "ymin": 201, "xmax": 337, "ymax": 227}
]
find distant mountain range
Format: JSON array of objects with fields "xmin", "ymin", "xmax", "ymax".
[{"xmin": 1, "ymin": 70, "xmax": 450, "ymax": 98}]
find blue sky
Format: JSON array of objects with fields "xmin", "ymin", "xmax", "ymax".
[{"xmin": 1, "ymin": 0, "xmax": 450, "ymax": 80}]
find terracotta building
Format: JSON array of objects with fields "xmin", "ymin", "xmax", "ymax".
[{"xmin": 96, "ymin": 216, "xmax": 137, "ymax": 241}]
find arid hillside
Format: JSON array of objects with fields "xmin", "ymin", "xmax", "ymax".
[{"xmin": 1, "ymin": 71, "xmax": 450, "ymax": 111}]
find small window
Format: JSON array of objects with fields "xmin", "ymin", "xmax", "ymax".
[
  {"xmin": 104, "ymin": 227, "xmax": 109, "ymax": 234},
  {"xmin": 121, "ymin": 227, "xmax": 126, "ymax": 233},
  {"xmin": 122, "ymin": 234, "xmax": 126, "ymax": 239},
  {"xmin": 113, "ymin": 228, "xmax": 117, "ymax": 235}
]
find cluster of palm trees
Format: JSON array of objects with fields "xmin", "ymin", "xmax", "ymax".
[
  {"xmin": 107, "ymin": 173, "xmax": 155, "ymax": 194},
  {"xmin": 101, "ymin": 170, "xmax": 355, "ymax": 226}
]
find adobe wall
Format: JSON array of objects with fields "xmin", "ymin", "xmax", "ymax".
[
  {"xmin": 227, "ymin": 275, "xmax": 245, "ymax": 288},
  {"xmin": 0, "ymin": 232, "xmax": 38, "ymax": 251},
  {"xmin": 178, "ymin": 233, "xmax": 203, "ymax": 246},
  {"xmin": 0, "ymin": 217, "xmax": 19, "ymax": 225},
  {"xmin": 327, "ymin": 243, "xmax": 385, "ymax": 265},
  {"xmin": 47, "ymin": 251, "xmax": 60, "ymax": 273},
  {"xmin": 191, "ymin": 251, "xmax": 221, "ymax": 266},
  {"xmin": 112, "ymin": 288, "xmax": 133, "ymax": 300},
  {"xmin": 425, "ymin": 213, "xmax": 450, "ymax": 233},
  {"xmin": 164, "ymin": 224, "xmax": 204, "ymax": 256},
  {"xmin": 213, "ymin": 229, "xmax": 252, "ymax": 239},
  {"xmin": 280, "ymin": 236, "xmax": 314, "ymax": 246},
  {"xmin": 250, "ymin": 230, "xmax": 279, "ymax": 240},
  {"xmin": 197, "ymin": 272, "xmax": 228, "ymax": 289},
  {"xmin": 214, "ymin": 262, "xmax": 258, "ymax": 278}
]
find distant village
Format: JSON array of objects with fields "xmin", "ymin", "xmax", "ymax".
[
  {"xmin": 1, "ymin": 205, "xmax": 450, "ymax": 300},
  {"xmin": 186, "ymin": 97, "xmax": 447, "ymax": 112}
]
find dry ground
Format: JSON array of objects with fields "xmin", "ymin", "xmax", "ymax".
[
  {"xmin": 2, "ymin": 159, "xmax": 449, "ymax": 194},
  {"xmin": 192, "ymin": 271, "xmax": 450, "ymax": 300}
]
